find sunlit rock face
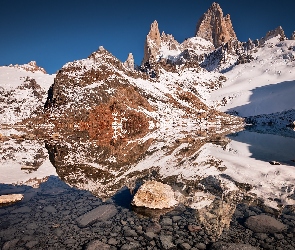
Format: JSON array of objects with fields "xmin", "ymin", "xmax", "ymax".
[
  {"xmin": 132, "ymin": 181, "xmax": 177, "ymax": 209},
  {"xmin": 195, "ymin": 2, "xmax": 237, "ymax": 48}
]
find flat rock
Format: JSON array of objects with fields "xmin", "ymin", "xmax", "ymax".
[
  {"xmin": 120, "ymin": 242, "xmax": 141, "ymax": 250},
  {"xmin": 44, "ymin": 205, "xmax": 57, "ymax": 213},
  {"xmin": 146, "ymin": 222, "xmax": 161, "ymax": 233},
  {"xmin": 86, "ymin": 240, "xmax": 110, "ymax": 250},
  {"xmin": 0, "ymin": 194, "xmax": 23, "ymax": 204},
  {"xmin": 76, "ymin": 204, "xmax": 117, "ymax": 228},
  {"xmin": 210, "ymin": 242, "xmax": 259, "ymax": 250},
  {"xmin": 11, "ymin": 206, "xmax": 31, "ymax": 213},
  {"xmin": 245, "ymin": 215, "xmax": 287, "ymax": 233}
]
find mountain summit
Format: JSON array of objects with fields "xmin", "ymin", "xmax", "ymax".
[{"xmin": 195, "ymin": 2, "xmax": 237, "ymax": 48}]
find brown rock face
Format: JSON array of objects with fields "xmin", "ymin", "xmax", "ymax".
[
  {"xmin": 123, "ymin": 53, "xmax": 134, "ymax": 70},
  {"xmin": 195, "ymin": 2, "xmax": 237, "ymax": 48},
  {"xmin": 142, "ymin": 20, "xmax": 161, "ymax": 64}
]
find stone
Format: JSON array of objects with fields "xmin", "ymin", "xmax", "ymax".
[
  {"xmin": 0, "ymin": 194, "xmax": 23, "ymax": 204},
  {"xmin": 195, "ymin": 243, "xmax": 206, "ymax": 250},
  {"xmin": 161, "ymin": 217, "xmax": 173, "ymax": 226},
  {"xmin": 145, "ymin": 223, "xmax": 161, "ymax": 233},
  {"xmin": 86, "ymin": 240, "xmax": 110, "ymax": 250},
  {"xmin": 210, "ymin": 242, "xmax": 259, "ymax": 250},
  {"xmin": 108, "ymin": 238, "xmax": 117, "ymax": 245},
  {"xmin": 11, "ymin": 206, "xmax": 31, "ymax": 213},
  {"xmin": 144, "ymin": 232, "xmax": 156, "ymax": 240},
  {"xmin": 25, "ymin": 240, "xmax": 39, "ymax": 248},
  {"xmin": 195, "ymin": 2, "xmax": 237, "ymax": 48},
  {"xmin": 2, "ymin": 239, "xmax": 20, "ymax": 250},
  {"xmin": 120, "ymin": 242, "xmax": 141, "ymax": 250},
  {"xmin": 160, "ymin": 235, "xmax": 176, "ymax": 250},
  {"xmin": 76, "ymin": 204, "xmax": 118, "ymax": 228},
  {"xmin": 179, "ymin": 242, "xmax": 192, "ymax": 250},
  {"xmin": 44, "ymin": 205, "xmax": 57, "ymax": 213},
  {"xmin": 124, "ymin": 229, "xmax": 138, "ymax": 237},
  {"xmin": 245, "ymin": 215, "xmax": 287, "ymax": 233},
  {"xmin": 132, "ymin": 181, "xmax": 177, "ymax": 209},
  {"xmin": 188, "ymin": 224, "xmax": 201, "ymax": 232},
  {"xmin": 124, "ymin": 53, "xmax": 135, "ymax": 70}
]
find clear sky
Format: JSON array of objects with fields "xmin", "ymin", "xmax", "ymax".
[{"xmin": 1, "ymin": 0, "xmax": 295, "ymax": 74}]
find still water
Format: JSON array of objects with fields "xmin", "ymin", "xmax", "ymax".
[{"xmin": 0, "ymin": 127, "xmax": 295, "ymax": 249}]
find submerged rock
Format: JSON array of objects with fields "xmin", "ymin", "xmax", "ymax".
[{"xmin": 132, "ymin": 181, "xmax": 177, "ymax": 209}]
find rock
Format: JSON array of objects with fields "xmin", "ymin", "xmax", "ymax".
[
  {"xmin": 195, "ymin": 2, "xmax": 237, "ymax": 48},
  {"xmin": 290, "ymin": 31, "xmax": 295, "ymax": 40},
  {"xmin": 124, "ymin": 53, "xmax": 134, "ymax": 70},
  {"xmin": 195, "ymin": 243, "xmax": 207, "ymax": 250},
  {"xmin": 44, "ymin": 205, "xmax": 57, "ymax": 213},
  {"xmin": 245, "ymin": 215, "xmax": 287, "ymax": 233},
  {"xmin": 120, "ymin": 242, "xmax": 141, "ymax": 250},
  {"xmin": 146, "ymin": 222, "xmax": 161, "ymax": 233},
  {"xmin": 132, "ymin": 181, "xmax": 177, "ymax": 209},
  {"xmin": 2, "ymin": 239, "xmax": 20, "ymax": 250},
  {"xmin": 86, "ymin": 240, "xmax": 110, "ymax": 250},
  {"xmin": 142, "ymin": 20, "xmax": 161, "ymax": 64},
  {"xmin": 160, "ymin": 235, "xmax": 176, "ymax": 250},
  {"xmin": 76, "ymin": 204, "xmax": 118, "ymax": 228},
  {"xmin": 179, "ymin": 242, "xmax": 191, "ymax": 250},
  {"xmin": 263, "ymin": 26, "xmax": 285, "ymax": 42},
  {"xmin": 187, "ymin": 224, "xmax": 201, "ymax": 232},
  {"xmin": 269, "ymin": 161, "xmax": 281, "ymax": 165},
  {"xmin": 124, "ymin": 229, "xmax": 138, "ymax": 237},
  {"xmin": 11, "ymin": 206, "xmax": 31, "ymax": 213},
  {"xmin": 161, "ymin": 217, "xmax": 173, "ymax": 226},
  {"xmin": 144, "ymin": 232, "xmax": 156, "ymax": 240},
  {"xmin": 210, "ymin": 242, "xmax": 259, "ymax": 250},
  {"xmin": 108, "ymin": 238, "xmax": 118, "ymax": 245},
  {"xmin": 25, "ymin": 240, "xmax": 39, "ymax": 249},
  {"xmin": 0, "ymin": 194, "xmax": 23, "ymax": 204}
]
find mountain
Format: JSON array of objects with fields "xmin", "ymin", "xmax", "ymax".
[{"xmin": 1, "ymin": 2, "xmax": 295, "ymax": 209}]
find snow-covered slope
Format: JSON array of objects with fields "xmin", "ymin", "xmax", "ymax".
[
  {"xmin": 0, "ymin": 65, "xmax": 54, "ymax": 124},
  {"xmin": 211, "ymin": 36, "xmax": 295, "ymax": 117}
]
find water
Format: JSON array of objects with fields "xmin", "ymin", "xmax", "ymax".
[{"xmin": 0, "ymin": 127, "xmax": 295, "ymax": 249}]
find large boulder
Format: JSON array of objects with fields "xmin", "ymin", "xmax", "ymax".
[
  {"xmin": 132, "ymin": 181, "xmax": 177, "ymax": 209},
  {"xmin": 245, "ymin": 215, "xmax": 287, "ymax": 233}
]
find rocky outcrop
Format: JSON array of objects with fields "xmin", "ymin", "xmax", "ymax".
[
  {"xmin": 123, "ymin": 53, "xmax": 134, "ymax": 70},
  {"xmin": 290, "ymin": 31, "xmax": 295, "ymax": 40},
  {"xmin": 262, "ymin": 26, "xmax": 286, "ymax": 43},
  {"xmin": 9, "ymin": 61, "xmax": 47, "ymax": 74},
  {"xmin": 132, "ymin": 181, "xmax": 177, "ymax": 209},
  {"xmin": 142, "ymin": 20, "xmax": 161, "ymax": 64},
  {"xmin": 0, "ymin": 194, "xmax": 23, "ymax": 205},
  {"xmin": 195, "ymin": 2, "xmax": 237, "ymax": 48}
]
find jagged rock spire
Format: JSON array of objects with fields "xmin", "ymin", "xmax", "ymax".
[
  {"xmin": 291, "ymin": 31, "xmax": 295, "ymax": 40},
  {"xmin": 124, "ymin": 53, "xmax": 134, "ymax": 70},
  {"xmin": 195, "ymin": 2, "xmax": 237, "ymax": 48},
  {"xmin": 142, "ymin": 20, "xmax": 161, "ymax": 64}
]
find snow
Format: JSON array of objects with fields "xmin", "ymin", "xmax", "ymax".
[{"xmin": 211, "ymin": 38, "xmax": 295, "ymax": 117}]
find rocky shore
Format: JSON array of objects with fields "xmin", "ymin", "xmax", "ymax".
[{"xmin": 0, "ymin": 176, "xmax": 295, "ymax": 250}]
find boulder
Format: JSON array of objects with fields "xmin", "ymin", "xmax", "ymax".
[
  {"xmin": 245, "ymin": 215, "xmax": 287, "ymax": 233},
  {"xmin": 132, "ymin": 181, "xmax": 177, "ymax": 209}
]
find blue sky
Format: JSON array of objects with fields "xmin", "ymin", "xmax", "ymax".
[{"xmin": 1, "ymin": 0, "xmax": 295, "ymax": 74}]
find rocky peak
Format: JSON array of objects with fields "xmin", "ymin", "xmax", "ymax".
[
  {"xmin": 124, "ymin": 53, "xmax": 135, "ymax": 70},
  {"xmin": 265, "ymin": 26, "xmax": 285, "ymax": 41},
  {"xmin": 142, "ymin": 20, "xmax": 161, "ymax": 64},
  {"xmin": 161, "ymin": 32, "xmax": 180, "ymax": 51},
  {"xmin": 9, "ymin": 61, "xmax": 47, "ymax": 74},
  {"xmin": 195, "ymin": 2, "xmax": 237, "ymax": 48},
  {"xmin": 291, "ymin": 31, "xmax": 295, "ymax": 40}
]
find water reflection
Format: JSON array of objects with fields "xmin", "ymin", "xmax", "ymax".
[{"xmin": 1, "ymin": 125, "xmax": 295, "ymax": 244}]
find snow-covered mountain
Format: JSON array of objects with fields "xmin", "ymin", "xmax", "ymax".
[{"xmin": 1, "ymin": 2, "xmax": 295, "ymax": 209}]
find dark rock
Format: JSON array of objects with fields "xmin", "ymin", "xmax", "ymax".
[
  {"xmin": 146, "ymin": 222, "xmax": 161, "ymax": 233},
  {"xmin": 11, "ymin": 206, "xmax": 31, "ymax": 213},
  {"xmin": 161, "ymin": 217, "xmax": 173, "ymax": 226},
  {"xmin": 2, "ymin": 239, "xmax": 19, "ymax": 250},
  {"xmin": 195, "ymin": 242, "xmax": 206, "ymax": 249},
  {"xmin": 86, "ymin": 240, "xmax": 111, "ymax": 250},
  {"xmin": 179, "ymin": 242, "xmax": 191, "ymax": 250},
  {"xmin": 44, "ymin": 205, "xmax": 57, "ymax": 213},
  {"xmin": 25, "ymin": 240, "xmax": 39, "ymax": 248},
  {"xmin": 245, "ymin": 215, "xmax": 287, "ymax": 233},
  {"xmin": 120, "ymin": 242, "xmax": 141, "ymax": 250},
  {"xmin": 124, "ymin": 229, "xmax": 137, "ymax": 237},
  {"xmin": 210, "ymin": 242, "xmax": 259, "ymax": 250},
  {"xmin": 76, "ymin": 204, "xmax": 117, "ymax": 228},
  {"xmin": 144, "ymin": 232, "xmax": 156, "ymax": 240}
]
